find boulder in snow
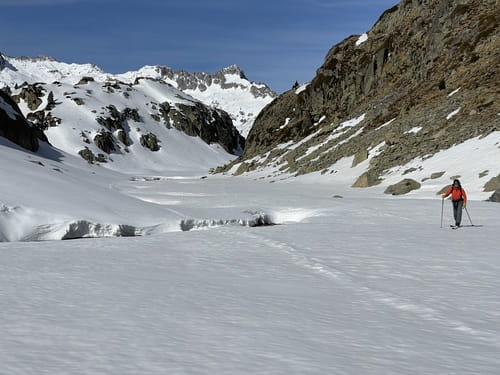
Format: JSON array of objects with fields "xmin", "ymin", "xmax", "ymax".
[{"xmin": 384, "ymin": 179, "xmax": 421, "ymax": 195}]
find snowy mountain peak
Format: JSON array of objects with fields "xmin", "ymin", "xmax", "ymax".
[
  {"xmin": 0, "ymin": 55, "xmax": 275, "ymax": 137},
  {"xmin": 116, "ymin": 63, "xmax": 276, "ymax": 137},
  {"xmin": 15, "ymin": 54, "xmax": 57, "ymax": 63},
  {"xmin": 219, "ymin": 64, "xmax": 247, "ymax": 79}
]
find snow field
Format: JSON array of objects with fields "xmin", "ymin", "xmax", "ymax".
[{"xmin": 1, "ymin": 181, "xmax": 499, "ymax": 374}]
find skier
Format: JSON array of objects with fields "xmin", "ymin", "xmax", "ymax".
[{"xmin": 442, "ymin": 179, "xmax": 467, "ymax": 227}]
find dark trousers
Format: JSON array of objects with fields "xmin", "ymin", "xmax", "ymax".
[{"xmin": 452, "ymin": 199, "xmax": 463, "ymax": 226}]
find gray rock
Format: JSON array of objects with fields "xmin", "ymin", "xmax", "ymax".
[
  {"xmin": 384, "ymin": 179, "xmax": 421, "ymax": 195},
  {"xmin": 117, "ymin": 130, "xmax": 132, "ymax": 146},
  {"xmin": 77, "ymin": 76, "xmax": 95, "ymax": 85},
  {"xmin": 26, "ymin": 111, "xmax": 61, "ymax": 130},
  {"xmin": 352, "ymin": 171, "xmax": 382, "ymax": 188},
  {"xmin": 483, "ymin": 175, "xmax": 500, "ymax": 192},
  {"xmin": 403, "ymin": 167, "xmax": 419, "ymax": 175},
  {"xmin": 140, "ymin": 132, "xmax": 160, "ymax": 151},
  {"xmin": 12, "ymin": 84, "xmax": 44, "ymax": 111},
  {"xmin": 431, "ymin": 172, "xmax": 445, "ymax": 179},
  {"xmin": 123, "ymin": 107, "xmax": 142, "ymax": 122},
  {"xmin": 486, "ymin": 188, "xmax": 500, "ymax": 203},
  {"xmin": 78, "ymin": 147, "xmax": 95, "ymax": 163},
  {"xmin": 94, "ymin": 132, "xmax": 116, "ymax": 154},
  {"xmin": 352, "ymin": 149, "xmax": 369, "ymax": 167},
  {"xmin": 45, "ymin": 91, "xmax": 57, "ymax": 110},
  {"xmin": 73, "ymin": 98, "xmax": 85, "ymax": 105}
]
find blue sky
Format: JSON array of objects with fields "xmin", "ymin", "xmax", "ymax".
[{"xmin": 0, "ymin": 0, "xmax": 399, "ymax": 93}]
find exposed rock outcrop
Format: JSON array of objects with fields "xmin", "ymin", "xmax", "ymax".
[
  {"xmin": 224, "ymin": 0, "xmax": 499, "ymax": 182},
  {"xmin": 140, "ymin": 132, "xmax": 160, "ymax": 151},
  {"xmin": 26, "ymin": 111, "xmax": 61, "ymax": 130},
  {"xmin": 483, "ymin": 175, "xmax": 500, "ymax": 192},
  {"xmin": 384, "ymin": 179, "xmax": 421, "ymax": 195},
  {"xmin": 93, "ymin": 131, "xmax": 116, "ymax": 154},
  {"xmin": 12, "ymin": 83, "xmax": 44, "ymax": 111},
  {"xmin": 0, "ymin": 89, "xmax": 48, "ymax": 152},
  {"xmin": 487, "ymin": 189, "xmax": 500, "ymax": 202},
  {"xmin": 168, "ymin": 102, "xmax": 244, "ymax": 154}
]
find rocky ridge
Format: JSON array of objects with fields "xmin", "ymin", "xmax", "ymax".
[
  {"xmin": 0, "ymin": 54, "xmax": 276, "ymax": 138},
  {"xmin": 220, "ymin": 0, "xmax": 499, "ymax": 196},
  {"xmin": 118, "ymin": 64, "xmax": 277, "ymax": 137},
  {"xmin": 0, "ymin": 70, "xmax": 244, "ymax": 170}
]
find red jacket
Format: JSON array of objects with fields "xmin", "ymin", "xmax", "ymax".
[{"xmin": 443, "ymin": 186, "xmax": 467, "ymax": 204}]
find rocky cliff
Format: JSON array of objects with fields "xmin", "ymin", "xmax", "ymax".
[
  {"xmin": 221, "ymin": 0, "xmax": 499, "ymax": 193},
  {"xmin": 0, "ymin": 89, "xmax": 48, "ymax": 152}
]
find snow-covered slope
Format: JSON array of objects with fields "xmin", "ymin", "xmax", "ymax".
[
  {"xmin": 1, "ymin": 155, "xmax": 500, "ymax": 373},
  {"xmin": 221, "ymin": 0, "xmax": 499, "ymax": 197},
  {"xmin": 0, "ymin": 136, "xmax": 183, "ymax": 241},
  {"xmin": 1, "ymin": 75, "xmax": 499, "ymax": 372},
  {"xmin": 0, "ymin": 55, "xmax": 108, "ymax": 85},
  {"xmin": 117, "ymin": 64, "xmax": 276, "ymax": 137},
  {"xmin": 1, "ymin": 54, "xmax": 244, "ymax": 173},
  {"xmin": 0, "ymin": 54, "xmax": 276, "ymax": 137},
  {"xmin": 225, "ymin": 112, "xmax": 500, "ymax": 201}
]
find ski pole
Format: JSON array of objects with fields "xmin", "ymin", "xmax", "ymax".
[
  {"xmin": 464, "ymin": 206, "xmax": 474, "ymax": 226},
  {"xmin": 440, "ymin": 198, "xmax": 444, "ymax": 228}
]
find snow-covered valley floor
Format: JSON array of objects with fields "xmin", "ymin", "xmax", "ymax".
[{"xmin": 1, "ymin": 174, "xmax": 500, "ymax": 374}]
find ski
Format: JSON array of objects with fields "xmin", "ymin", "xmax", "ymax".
[{"xmin": 450, "ymin": 224, "xmax": 483, "ymax": 229}]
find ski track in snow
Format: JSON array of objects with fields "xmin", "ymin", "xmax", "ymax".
[
  {"xmin": 235, "ymin": 230, "xmax": 500, "ymax": 349},
  {"xmin": 1, "ymin": 168, "xmax": 500, "ymax": 374}
]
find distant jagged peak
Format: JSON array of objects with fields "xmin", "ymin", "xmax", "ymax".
[
  {"xmin": 0, "ymin": 53, "xmax": 107, "ymax": 87},
  {"xmin": 124, "ymin": 63, "xmax": 276, "ymax": 98},
  {"xmin": 219, "ymin": 64, "xmax": 247, "ymax": 79},
  {"xmin": 15, "ymin": 55, "xmax": 57, "ymax": 62}
]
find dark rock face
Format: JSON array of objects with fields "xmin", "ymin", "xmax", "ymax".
[
  {"xmin": 140, "ymin": 132, "xmax": 160, "ymax": 151},
  {"xmin": 168, "ymin": 102, "xmax": 244, "ymax": 154},
  {"xmin": 26, "ymin": 111, "xmax": 61, "ymax": 130},
  {"xmin": 0, "ymin": 89, "xmax": 48, "ymax": 152},
  {"xmin": 93, "ymin": 131, "xmax": 116, "ymax": 154},
  {"xmin": 77, "ymin": 76, "xmax": 95, "ymax": 85},
  {"xmin": 117, "ymin": 130, "xmax": 131, "ymax": 146},
  {"xmin": 94, "ymin": 105, "xmax": 142, "ymax": 152},
  {"xmin": 229, "ymin": 0, "xmax": 499, "ymax": 179},
  {"xmin": 78, "ymin": 147, "xmax": 95, "ymax": 163}
]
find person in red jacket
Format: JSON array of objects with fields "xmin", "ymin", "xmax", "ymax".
[{"xmin": 442, "ymin": 179, "xmax": 468, "ymax": 227}]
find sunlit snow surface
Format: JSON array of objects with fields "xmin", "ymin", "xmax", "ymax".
[{"xmin": 1, "ymin": 169, "xmax": 500, "ymax": 374}]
